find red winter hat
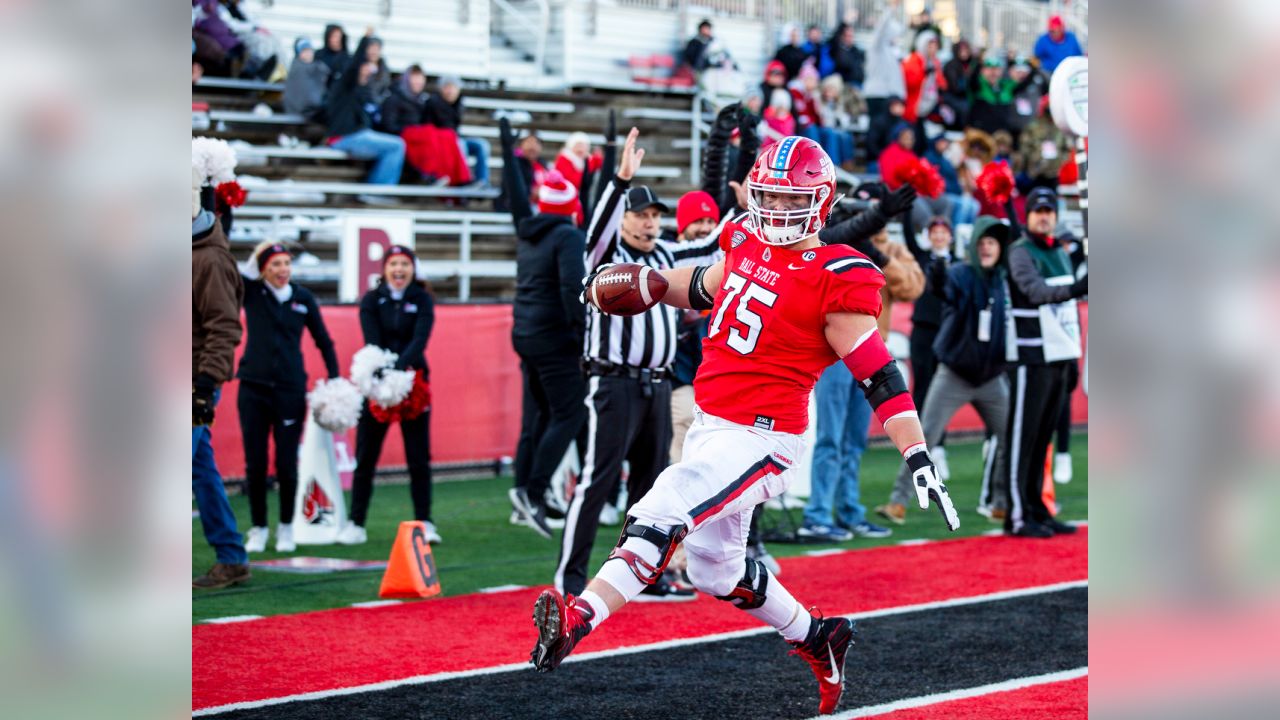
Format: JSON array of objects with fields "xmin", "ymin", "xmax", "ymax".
[
  {"xmin": 676, "ymin": 190, "xmax": 718, "ymax": 234},
  {"xmin": 1048, "ymin": 15, "xmax": 1065, "ymax": 30},
  {"xmin": 538, "ymin": 170, "xmax": 583, "ymax": 221}
]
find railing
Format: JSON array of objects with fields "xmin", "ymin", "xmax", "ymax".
[{"xmin": 491, "ymin": 0, "xmax": 550, "ymax": 75}]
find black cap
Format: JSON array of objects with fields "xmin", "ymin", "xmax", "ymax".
[
  {"xmin": 1027, "ymin": 187, "xmax": 1057, "ymax": 213},
  {"xmin": 624, "ymin": 186, "xmax": 671, "ymax": 214}
]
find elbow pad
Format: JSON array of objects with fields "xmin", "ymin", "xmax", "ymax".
[
  {"xmin": 689, "ymin": 265, "xmax": 716, "ymax": 311},
  {"xmin": 842, "ymin": 328, "xmax": 917, "ymax": 425}
]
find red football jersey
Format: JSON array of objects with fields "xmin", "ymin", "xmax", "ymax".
[{"xmin": 694, "ymin": 214, "xmax": 886, "ymax": 434}]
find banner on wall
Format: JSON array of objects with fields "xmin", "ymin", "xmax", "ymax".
[{"xmin": 339, "ymin": 214, "xmax": 415, "ymax": 302}]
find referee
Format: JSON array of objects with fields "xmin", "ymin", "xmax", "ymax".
[{"xmin": 554, "ymin": 128, "xmax": 721, "ymax": 598}]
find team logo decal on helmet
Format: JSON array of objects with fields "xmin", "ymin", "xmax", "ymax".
[{"xmin": 746, "ymin": 136, "xmax": 839, "ymax": 246}]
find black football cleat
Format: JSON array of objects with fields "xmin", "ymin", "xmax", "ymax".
[
  {"xmin": 530, "ymin": 589, "xmax": 593, "ymax": 672},
  {"xmin": 788, "ymin": 611, "xmax": 855, "ymax": 714}
]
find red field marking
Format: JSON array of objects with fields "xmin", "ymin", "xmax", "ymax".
[
  {"xmin": 192, "ymin": 529, "xmax": 1086, "ymax": 710},
  {"xmin": 854, "ymin": 675, "xmax": 1087, "ymax": 720}
]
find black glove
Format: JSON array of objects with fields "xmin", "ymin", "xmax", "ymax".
[
  {"xmin": 192, "ymin": 373, "xmax": 217, "ymax": 427},
  {"xmin": 713, "ymin": 102, "xmax": 740, "ymax": 134},
  {"xmin": 880, "ymin": 184, "xmax": 917, "ymax": 218},
  {"xmin": 1071, "ymin": 272, "xmax": 1088, "ymax": 298},
  {"xmin": 499, "ymin": 116, "xmax": 515, "ymax": 152}
]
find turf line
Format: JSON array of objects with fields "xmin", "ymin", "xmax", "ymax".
[
  {"xmin": 192, "ymin": 579, "xmax": 1086, "ymax": 717},
  {"xmin": 813, "ymin": 666, "xmax": 1089, "ymax": 719}
]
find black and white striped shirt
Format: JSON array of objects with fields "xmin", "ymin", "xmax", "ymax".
[{"xmin": 583, "ymin": 180, "xmax": 722, "ymax": 369}]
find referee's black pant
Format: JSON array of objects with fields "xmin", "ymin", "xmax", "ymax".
[
  {"xmin": 555, "ymin": 373, "xmax": 672, "ymax": 596},
  {"xmin": 238, "ymin": 381, "xmax": 306, "ymax": 527},
  {"xmin": 513, "ymin": 338, "xmax": 587, "ymax": 505},
  {"xmin": 1005, "ymin": 361, "xmax": 1071, "ymax": 533}
]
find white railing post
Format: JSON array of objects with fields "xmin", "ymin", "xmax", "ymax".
[
  {"xmin": 689, "ymin": 91, "xmax": 702, "ymax": 187},
  {"xmin": 459, "ymin": 216, "xmax": 473, "ymax": 301}
]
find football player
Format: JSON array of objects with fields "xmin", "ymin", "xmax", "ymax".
[{"xmin": 530, "ymin": 136, "xmax": 958, "ymax": 715}]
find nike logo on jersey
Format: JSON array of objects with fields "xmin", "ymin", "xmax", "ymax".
[
  {"xmin": 788, "ymin": 263, "xmax": 805, "ymax": 270},
  {"xmin": 824, "ymin": 645, "xmax": 841, "ymax": 684}
]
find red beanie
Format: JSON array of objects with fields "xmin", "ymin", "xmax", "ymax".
[
  {"xmin": 538, "ymin": 170, "xmax": 583, "ymax": 221},
  {"xmin": 676, "ymin": 191, "xmax": 718, "ymax": 235},
  {"xmin": 1048, "ymin": 15, "xmax": 1064, "ymax": 30}
]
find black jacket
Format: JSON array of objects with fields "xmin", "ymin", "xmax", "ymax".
[
  {"xmin": 774, "ymin": 44, "xmax": 808, "ymax": 80},
  {"xmin": 424, "ymin": 94, "xmax": 463, "ymax": 131},
  {"xmin": 314, "ymin": 24, "xmax": 349, "ymax": 84},
  {"xmin": 932, "ymin": 216, "xmax": 1011, "ymax": 385},
  {"xmin": 359, "ymin": 282, "xmax": 435, "ymax": 375},
  {"xmin": 380, "ymin": 85, "xmax": 426, "ymax": 136},
  {"xmin": 828, "ymin": 41, "xmax": 866, "ymax": 87},
  {"xmin": 512, "ymin": 214, "xmax": 586, "ymax": 352},
  {"xmin": 324, "ymin": 36, "xmax": 386, "ymax": 137},
  {"xmin": 236, "ymin": 281, "xmax": 339, "ymax": 391}
]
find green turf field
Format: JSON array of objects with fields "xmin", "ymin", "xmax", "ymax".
[{"xmin": 192, "ymin": 434, "xmax": 1087, "ymax": 623}]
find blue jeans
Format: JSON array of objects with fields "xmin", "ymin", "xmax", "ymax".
[
  {"xmin": 947, "ymin": 192, "xmax": 979, "ymax": 227},
  {"xmin": 332, "ymin": 128, "xmax": 406, "ymax": 186},
  {"xmin": 459, "ymin": 136, "xmax": 489, "ymax": 184},
  {"xmin": 804, "ymin": 362, "xmax": 872, "ymax": 528},
  {"xmin": 192, "ymin": 391, "xmax": 247, "ymax": 565}
]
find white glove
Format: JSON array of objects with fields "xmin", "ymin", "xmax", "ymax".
[{"xmin": 907, "ymin": 450, "xmax": 960, "ymax": 531}]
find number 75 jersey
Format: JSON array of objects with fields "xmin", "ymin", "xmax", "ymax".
[{"xmin": 693, "ymin": 214, "xmax": 887, "ymax": 435}]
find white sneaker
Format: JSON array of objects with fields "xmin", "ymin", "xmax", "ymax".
[
  {"xmin": 933, "ymin": 446, "xmax": 951, "ymax": 482},
  {"xmin": 336, "ymin": 524, "xmax": 367, "ymax": 545},
  {"xmin": 275, "ymin": 524, "xmax": 296, "ymax": 552},
  {"xmin": 1054, "ymin": 452, "xmax": 1073, "ymax": 484},
  {"xmin": 509, "ymin": 510, "xmax": 523, "ymax": 525},
  {"xmin": 599, "ymin": 504, "xmax": 620, "ymax": 527},
  {"xmin": 245, "ymin": 526, "xmax": 269, "ymax": 553},
  {"xmin": 422, "ymin": 521, "xmax": 442, "ymax": 544}
]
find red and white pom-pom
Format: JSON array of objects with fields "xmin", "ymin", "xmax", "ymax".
[
  {"xmin": 349, "ymin": 344, "xmax": 415, "ymax": 408},
  {"xmin": 308, "ymin": 378, "xmax": 363, "ymax": 432},
  {"xmin": 976, "ymin": 161, "xmax": 1016, "ymax": 206},
  {"xmin": 892, "ymin": 156, "xmax": 945, "ymax": 199},
  {"xmin": 368, "ymin": 370, "xmax": 432, "ymax": 423},
  {"xmin": 215, "ymin": 180, "xmax": 247, "ymax": 208},
  {"xmin": 191, "ymin": 137, "xmax": 238, "ymax": 186}
]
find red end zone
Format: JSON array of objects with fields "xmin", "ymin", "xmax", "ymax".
[{"xmin": 193, "ymin": 530, "xmax": 1087, "ymax": 711}]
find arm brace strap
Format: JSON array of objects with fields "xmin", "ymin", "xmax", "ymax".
[
  {"xmin": 689, "ymin": 264, "xmax": 716, "ymax": 311},
  {"xmin": 842, "ymin": 327, "xmax": 918, "ymax": 425}
]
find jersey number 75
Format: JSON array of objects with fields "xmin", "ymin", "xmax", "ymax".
[{"xmin": 708, "ymin": 272, "xmax": 778, "ymax": 355}]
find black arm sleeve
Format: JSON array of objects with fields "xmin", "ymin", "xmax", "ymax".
[
  {"xmin": 818, "ymin": 206, "xmax": 892, "ymax": 267},
  {"xmin": 395, "ymin": 292, "xmax": 435, "ymax": 370},
  {"xmin": 702, "ymin": 104, "xmax": 736, "ymax": 212},
  {"xmin": 585, "ymin": 112, "xmax": 618, "ymax": 226},
  {"xmin": 901, "ymin": 209, "xmax": 929, "ymax": 269},
  {"xmin": 557, "ymin": 229, "xmax": 587, "ymax": 338},
  {"xmin": 499, "ymin": 118, "xmax": 533, "ymax": 225},
  {"xmin": 304, "ymin": 293, "xmax": 341, "ymax": 378},
  {"xmin": 1004, "ymin": 196, "xmax": 1023, "ymax": 242},
  {"xmin": 358, "ymin": 291, "xmax": 382, "ymax": 347},
  {"xmin": 929, "ymin": 254, "xmax": 950, "ymax": 299}
]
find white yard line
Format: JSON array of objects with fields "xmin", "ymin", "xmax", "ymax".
[{"xmin": 813, "ymin": 666, "xmax": 1088, "ymax": 719}]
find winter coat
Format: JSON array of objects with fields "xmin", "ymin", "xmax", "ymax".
[
  {"xmin": 192, "ymin": 0, "xmax": 240, "ymax": 53},
  {"xmin": 1034, "ymin": 31, "xmax": 1084, "ymax": 74},
  {"xmin": 314, "ymin": 24, "xmax": 349, "ymax": 81},
  {"xmin": 969, "ymin": 74, "xmax": 1016, "ymax": 135},
  {"xmin": 924, "ymin": 146, "xmax": 963, "ymax": 196},
  {"xmin": 359, "ymin": 282, "xmax": 435, "ymax": 375},
  {"xmin": 380, "ymin": 84, "xmax": 427, "ymax": 136},
  {"xmin": 236, "ymin": 280, "xmax": 339, "ymax": 391},
  {"xmin": 684, "ymin": 35, "xmax": 712, "ymax": 70},
  {"xmin": 1019, "ymin": 115, "xmax": 1071, "ymax": 182},
  {"xmin": 932, "ymin": 215, "xmax": 1012, "ymax": 385},
  {"xmin": 774, "ymin": 44, "xmax": 808, "ymax": 81},
  {"xmin": 1010, "ymin": 70, "xmax": 1050, "ymax": 133},
  {"xmin": 828, "ymin": 41, "xmax": 865, "ymax": 88},
  {"xmin": 424, "ymin": 93, "xmax": 463, "ymax": 131},
  {"xmin": 192, "ymin": 213, "xmax": 243, "ymax": 383},
  {"xmin": 512, "ymin": 213, "xmax": 587, "ymax": 353},
  {"xmin": 863, "ymin": 11, "xmax": 905, "ymax": 99},
  {"xmin": 324, "ymin": 37, "xmax": 387, "ymax": 137},
  {"xmin": 283, "ymin": 57, "xmax": 329, "ymax": 118},
  {"xmin": 902, "ymin": 51, "xmax": 947, "ymax": 123},
  {"xmin": 942, "ymin": 57, "xmax": 974, "ymax": 102}
]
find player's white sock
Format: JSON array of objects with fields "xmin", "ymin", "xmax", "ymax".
[
  {"xmin": 577, "ymin": 590, "xmax": 610, "ymax": 630},
  {"xmin": 743, "ymin": 572, "xmax": 813, "ymax": 642},
  {"xmin": 593, "ymin": 536, "xmax": 661, "ymax": 605}
]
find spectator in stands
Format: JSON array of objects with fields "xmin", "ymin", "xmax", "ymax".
[
  {"xmin": 426, "ymin": 76, "xmax": 490, "ymax": 188},
  {"xmin": 815, "ymin": 75, "xmax": 859, "ymax": 170},
  {"xmin": 683, "ymin": 19, "xmax": 716, "ymax": 71},
  {"xmin": 235, "ymin": 241, "xmax": 340, "ymax": 554},
  {"xmin": 381, "ymin": 66, "xmax": 472, "ymax": 187},
  {"xmin": 314, "ymin": 24, "xmax": 349, "ymax": 84},
  {"xmin": 906, "ymin": 217, "xmax": 957, "ymax": 456},
  {"xmin": 355, "ymin": 33, "xmax": 392, "ymax": 103},
  {"xmin": 827, "ymin": 23, "xmax": 866, "ymax": 90},
  {"xmin": 969, "ymin": 54, "xmax": 1015, "ymax": 135},
  {"xmin": 499, "ymin": 129, "xmax": 547, "ymax": 211},
  {"xmin": 862, "ymin": 0, "xmax": 906, "ymax": 119},
  {"xmin": 1008, "ymin": 57, "xmax": 1049, "ymax": 143},
  {"xmin": 761, "ymin": 89, "xmax": 795, "ymax": 147},
  {"xmin": 801, "ymin": 24, "xmax": 833, "ymax": 78},
  {"xmin": 880, "ymin": 121, "xmax": 951, "ymax": 230},
  {"xmin": 283, "ymin": 38, "xmax": 330, "ymax": 120},
  {"xmin": 910, "ymin": 4, "xmax": 943, "ymax": 46},
  {"xmin": 942, "ymin": 39, "xmax": 976, "ymax": 129},
  {"xmin": 498, "ymin": 116, "xmax": 589, "ymax": 537},
  {"xmin": 1018, "ymin": 96, "xmax": 1071, "ymax": 192},
  {"xmin": 774, "ymin": 24, "xmax": 809, "ymax": 81},
  {"xmin": 191, "ymin": 0, "xmax": 242, "ymax": 77},
  {"xmin": 790, "ymin": 64, "xmax": 822, "ymax": 139},
  {"xmin": 217, "ymin": 0, "xmax": 282, "ymax": 81},
  {"xmin": 759, "ymin": 60, "xmax": 793, "ymax": 116},
  {"xmin": 324, "ymin": 45, "xmax": 406, "ymax": 195},
  {"xmin": 380, "ymin": 64, "xmax": 428, "ymax": 136},
  {"xmin": 925, "ymin": 133, "xmax": 978, "ymax": 227},
  {"xmin": 877, "ymin": 215, "xmax": 1014, "ymax": 525},
  {"xmin": 1034, "ymin": 15, "xmax": 1084, "ymax": 74},
  {"xmin": 554, "ymin": 132, "xmax": 599, "ymax": 194},
  {"xmin": 191, "ymin": 166, "xmax": 249, "ymax": 590},
  {"xmin": 866, "ymin": 95, "xmax": 906, "ymax": 172},
  {"xmin": 338, "ymin": 246, "xmax": 439, "ymax": 545},
  {"xmin": 902, "ymin": 31, "xmax": 946, "ymax": 132}
]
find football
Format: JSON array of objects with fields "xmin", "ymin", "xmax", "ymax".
[{"xmin": 588, "ymin": 263, "xmax": 669, "ymax": 316}]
